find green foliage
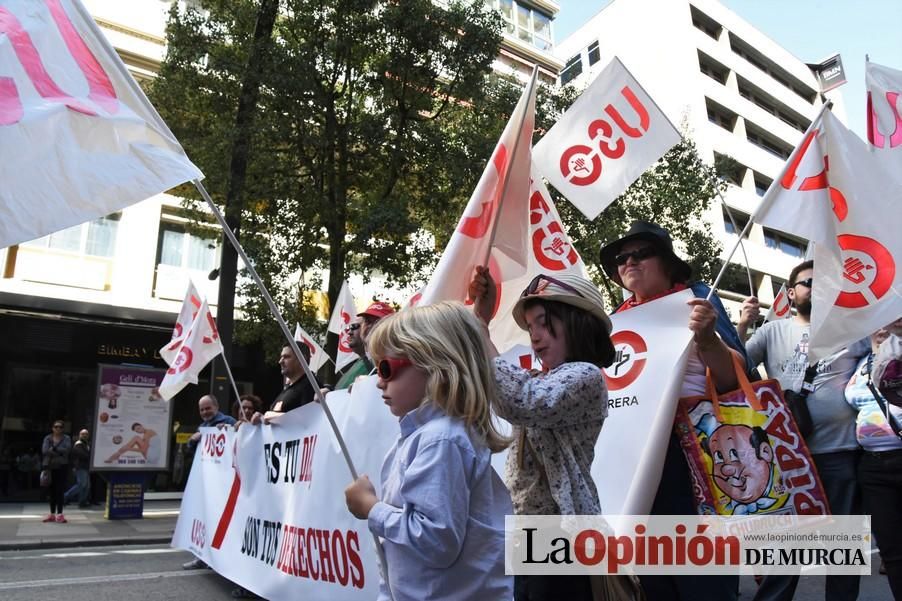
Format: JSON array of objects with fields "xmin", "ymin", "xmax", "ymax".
[{"xmin": 149, "ymin": 0, "xmax": 502, "ymax": 357}]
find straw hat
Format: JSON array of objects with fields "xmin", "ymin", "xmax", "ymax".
[{"xmin": 512, "ymin": 273, "xmax": 612, "ymax": 334}]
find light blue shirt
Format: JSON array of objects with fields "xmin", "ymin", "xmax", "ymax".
[{"xmin": 367, "ymin": 404, "xmax": 513, "ymax": 601}]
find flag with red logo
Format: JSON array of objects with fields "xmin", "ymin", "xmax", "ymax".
[
  {"xmin": 159, "ymin": 299, "xmax": 223, "ymax": 400},
  {"xmin": 763, "ymin": 283, "xmax": 792, "ymax": 323},
  {"xmin": 160, "ymin": 281, "xmax": 202, "ymax": 366},
  {"xmin": 294, "ymin": 323, "xmax": 328, "ymax": 373},
  {"xmin": 488, "ymin": 160, "xmax": 590, "ymax": 354},
  {"xmin": 753, "ymin": 109, "xmax": 902, "ymax": 359},
  {"xmin": 866, "ymin": 61, "xmax": 902, "ymax": 170},
  {"xmin": 533, "ymin": 56, "xmax": 680, "ymax": 220},
  {"xmin": 417, "ymin": 69, "xmax": 537, "ymax": 306},
  {"xmin": 327, "ymin": 281, "xmax": 358, "ymax": 372},
  {"xmin": 0, "ymin": 0, "xmax": 202, "ymax": 249}
]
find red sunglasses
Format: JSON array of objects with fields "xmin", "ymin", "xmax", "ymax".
[{"xmin": 377, "ymin": 357, "xmax": 412, "ymax": 381}]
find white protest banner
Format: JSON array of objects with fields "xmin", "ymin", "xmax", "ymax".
[
  {"xmin": 173, "ymin": 377, "xmax": 400, "ymax": 601},
  {"xmin": 866, "ymin": 60, "xmax": 902, "ymax": 170},
  {"xmin": 418, "ymin": 70, "xmax": 536, "ymax": 307},
  {"xmin": 327, "ymin": 282, "xmax": 358, "ymax": 372},
  {"xmin": 593, "ymin": 289, "xmax": 693, "ymax": 515},
  {"xmin": 489, "ymin": 161, "xmax": 589, "ymax": 354},
  {"xmin": 533, "ymin": 56, "xmax": 679, "ymax": 220},
  {"xmin": 0, "ymin": 0, "xmax": 202, "ymax": 248},
  {"xmin": 754, "ymin": 109, "xmax": 902, "ymax": 358},
  {"xmin": 159, "ymin": 299, "xmax": 222, "ymax": 400},
  {"xmin": 160, "ymin": 281, "xmax": 202, "ymax": 366},
  {"xmin": 295, "ymin": 323, "xmax": 328, "ymax": 372},
  {"xmin": 763, "ymin": 283, "xmax": 792, "ymax": 323}
]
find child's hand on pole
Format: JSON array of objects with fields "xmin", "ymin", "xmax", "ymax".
[{"xmin": 345, "ymin": 475, "xmax": 378, "ymax": 519}]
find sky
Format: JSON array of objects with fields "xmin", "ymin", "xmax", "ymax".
[{"xmin": 552, "ymin": 0, "xmax": 902, "ymax": 139}]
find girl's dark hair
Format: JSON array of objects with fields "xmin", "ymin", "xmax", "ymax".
[
  {"xmin": 524, "ymin": 298, "xmax": 616, "ymax": 368},
  {"xmin": 239, "ymin": 394, "xmax": 263, "ymax": 412}
]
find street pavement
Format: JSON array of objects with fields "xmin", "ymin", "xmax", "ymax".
[
  {"xmin": 0, "ymin": 501, "xmax": 894, "ymax": 599},
  {"xmin": 0, "ymin": 500, "xmax": 178, "ymax": 551}
]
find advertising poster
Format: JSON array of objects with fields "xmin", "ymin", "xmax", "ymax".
[{"xmin": 92, "ymin": 364, "xmax": 171, "ymax": 471}]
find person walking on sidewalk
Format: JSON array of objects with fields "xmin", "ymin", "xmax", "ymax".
[
  {"xmin": 64, "ymin": 429, "xmax": 91, "ymax": 508},
  {"xmin": 41, "ymin": 421, "xmax": 72, "ymax": 523}
]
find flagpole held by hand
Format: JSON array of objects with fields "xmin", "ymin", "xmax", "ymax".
[{"xmin": 191, "ymin": 179, "xmax": 394, "ymax": 599}]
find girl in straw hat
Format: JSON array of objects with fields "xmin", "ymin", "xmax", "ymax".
[{"xmin": 470, "ymin": 268, "xmax": 619, "ymax": 601}]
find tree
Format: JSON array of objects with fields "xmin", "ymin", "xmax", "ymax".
[{"xmin": 149, "ymin": 0, "xmax": 503, "ymax": 363}]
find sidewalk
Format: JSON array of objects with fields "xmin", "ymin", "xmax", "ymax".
[{"xmin": 0, "ymin": 500, "xmax": 180, "ymax": 551}]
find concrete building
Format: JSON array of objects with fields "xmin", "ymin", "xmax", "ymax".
[
  {"xmin": 555, "ymin": 0, "xmax": 846, "ymax": 313},
  {"xmin": 484, "ymin": 0, "xmax": 563, "ymax": 84}
]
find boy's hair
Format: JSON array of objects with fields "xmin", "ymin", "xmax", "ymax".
[
  {"xmin": 522, "ymin": 298, "xmax": 616, "ymax": 368},
  {"xmin": 789, "ymin": 260, "xmax": 814, "ymax": 286},
  {"xmin": 367, "ymin": 301, "xmax": 510, "ymax": 453}
]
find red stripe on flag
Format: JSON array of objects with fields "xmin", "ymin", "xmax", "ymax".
[{"xmin": 211, "ymin": 474, "xmax": 241, "ymax": 550}]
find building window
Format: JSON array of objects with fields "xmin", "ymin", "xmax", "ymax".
[
  {"xmin": 690, "ymin": 5, "xmax": 722, "ymax": 40},
  {"xmin": 764, "ymin": 229, "xmax": 807, "ymax": 258},
  {"xmin": 746, "ymin": 122, "xmax": 793, "ymax": 159},
  {"xmin": 157, "ymin": 223, "xmax": 220, "ymax": 272},
  {"xmin": 714, "ymin": 152, "xmax": 747, "ymax": 187},
  {"xmin": 560, "ymin": 54, "xmax": 583, "ymax": 86},
  {"xmin": 706, "ymin": 98, "xmax": 737, "ymax": 132},
  {"xmin": 486, "ymin": 1, "xmax": 553, "ymax": 51},
  {"xmin": 587, "ymin": 40, "xmax": 601, "ymax": 66},
  {"xmin": 698, "ymin": 51, "xmax": 728, "ymax": 84},
  {"xmin": 22, "ymin": 214, "xmax": 120, "ymax": 257},
  {"xmin": 754, "ymin": 173, "xmax": 773, "ymax": 196},
  {"xmin": 738, "ymin": 77, "xmax": 809, "ymax": 132},
  {"xmin": 722, "ymin": 207, "xmax": 750, "ymax": 237},
  {"xmin": 729, "ymin": 33, "xmax": 818, "ymax": 104},
  {"xmin": 771, "ymin": 276, "xmax": 787, "ymax": 297}
]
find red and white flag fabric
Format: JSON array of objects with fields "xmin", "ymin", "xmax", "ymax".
[
  {"xmin": 417, "ymin": 69, "xmax": 537, "ymax": 306},
  {"xmin": 533, "ymin": 56, "xmax": 680, "ymax": 220},
  {"xmin": 865, "ymin": 61, "xmax": 902, "ymax": 170},
  {"xmin": 753, "ymin": 108, "xmax": 902, "ymax": 359},
  {"xmin": 294, "ymin": 323, "xmax": 328, "ymax": 373},
  {"xmin": 327, "ymin": 282, "xmax": 358, "ymax": 372},
  {"xmin": 489, "ymin": 160, "xmax": 589, "ymax": 354},
  {"xmin": 0, "ymin": 0, "xmax": 202, "ymax": 249},
  {"xmin": 763, "ymin": 283, "xmax": 792, "ymax": 324},
  {"xmin": 159, "ymin": 281, "xmax": 202, "ymax": 366},
  {"xmin": 159, "ymin": 299, "xmax": 223, "ymax": 400}
]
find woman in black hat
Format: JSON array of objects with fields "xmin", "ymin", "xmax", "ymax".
[{"xmin": 599, "ymin": 220, "xmax": 753, "ymax": 601}]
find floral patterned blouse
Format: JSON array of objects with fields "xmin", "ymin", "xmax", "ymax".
[{"xmin": 493, "ymin": 358, "xmax": 608, "ymax": 515}]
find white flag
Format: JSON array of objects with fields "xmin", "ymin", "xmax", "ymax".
[
  {"xmin": 0, "ymin": 0, "xmax": 203, "ymax": 249},
  {"xmin": 533, "ymin": 56, "xmax": 680, "ymax": 220},
  {"xmin": 418, "ymin": 69, "xmax": 537, "ymax": 306},
  {"xmin": 159, "ymin": 299, "xmax": 223, "ymax": 400},
  {"xmin": 594, "ymin": 290, "xmax": 694, "ymax": 515},
  {"xmin": 327, "ymin": 282, "xmax": 358, "ymax": 372},
  {"xmin": 754, "ymin": 109, "xmax": 902, "ymax": 359},
  {"xmin": 866, "ymin": 61, "xmax": 902, "ymax": 171},
  {"xmin": 763, "ymin": 283, "xmax": 792, "ymax": 323},
  {"xmin": 488, "ymin": 160, "xmax": 589, "ymax": 354},
  {"xmin": 160, "ymin": 281, "xmax": 202, "ymax": 366},
  {"xmin": 294, "ymin": 323, "xmax": 328, "ymax": 373}
]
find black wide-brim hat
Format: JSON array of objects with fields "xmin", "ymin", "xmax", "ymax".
[{"xmin": 599, "ymin": 220, "xmax": 693, "ymax": 287}]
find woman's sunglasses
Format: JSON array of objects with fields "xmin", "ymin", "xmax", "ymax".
[
  {"xmin": 522, "ymin": 274, "xmax": 583, "ymax": 298},
  {"xmin": 614, "ymin": 246, "xmax": 658, "ymax": 266},
  {"xmin": 377, "ymin": 357, "xmax": 412, "ymax": 381}
]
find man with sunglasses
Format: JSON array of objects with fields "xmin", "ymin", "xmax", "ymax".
[
  {"xmin": 335, "ymin": 301, "xmax": 395, "ymax": 390},
  {"xmin": 739, "ymin": 260, "xmax": 869, "ymax": 601}
]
